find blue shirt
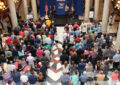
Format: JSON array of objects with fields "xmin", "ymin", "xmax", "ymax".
[
  {"xmin": 78, "ymin": 63, "xmax": 86, "ymax": 71},
  {"xmin": 28, "ymin": 75, "xmax": 37, "ymax": 84},
  {"xmin": 11, "ymin": 35, "xmax": 16, "ymax": 39},
  {"xmin": 80, "ymin": 75, "xmax": 88, "ymax": 82},
  {"xmin": 11, "ymin": 72, "xmax": 21, "ymax": 83},
  {"xmin": 75, "ymin": 30, "xmax": 80, "ymax": 36},
  {"xmin": 113, "ymin": 54, "xmax": 120, "ymax": 62},
  {"xmin": 82, "ymin": 46, "xmax": 86, "ymax": 51},
  {"xmin": 61, "ymin": 74, "xmax": 70, "ymax": 85},
  {"xmin": 97, "ymin": 27, "xmax": 102, "ymax": 33}
]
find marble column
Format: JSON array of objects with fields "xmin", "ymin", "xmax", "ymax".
[
  {"xmin": 102, "ymin": 0, "xmax": 111, "ymax": 33},
  {"xmin": 23, "ymin": 0, "xmax": 28, "ymax": 20},
  {"xmin": 31, "ymin": 0, "xmax": 38, "ymax": 21},
  {"xmin": 8, "ymin": 0, "xmax": 18, "ymax": 29},
  {"xmin": 115, "ymin": 22, "xmax": 120, "ymax": 49},
  {"xmin": 84, "ymin": 0, "xmax": 90, "ymax": 21},
  {"xmin": 94, "ymin": 0, "xmax": 99, "ymax": 20}
]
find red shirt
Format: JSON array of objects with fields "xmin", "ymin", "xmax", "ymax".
[
  {"xmin": 48, "ymin": 34, "xmax": 54, "ymax": 40},
  {"xmin": 75, "ymin": 37, "xmax": 81, "ymax": 43},
  {"xmin": 37, "ymin": 64, "xmax": 41, "ymax": 68},
  {"xmin": 73, "ymin": 24, "xmax": 79, "ymax": 28},
  {"xmin": 5, "ymin": 37, "xmax": 13, "ymax": 45},
  {"xmin": 24, "ymin": 25, "xmax": 29, "ymax": 28},
  {"xmin": 65, "ymin": 30, "xmax": 69, "ymax": 33},
  {"xmin": 112, "ymin": 73, "xmax": 119, "ymax": 81},
  {"xmin": 19, "ymin": 31, "xmax": 24, "ymax": 37},
  {"xmin": 85, "ymin": 34, "xmax": 89, "ymax": 40}
]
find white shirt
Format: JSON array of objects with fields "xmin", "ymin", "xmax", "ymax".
[
  {"xmin": 24, "ymin": 30, "xmax": 29, "ymax": 36},
  {"xmin": 82, "ymin": 27, "xmax": 87, "ymax": 33},
  {"xmin": 63, "ymin": 32, "xmax": 69, "ymax": 40},
  {"xmin": 89, "ymin": 11, "xmax": 94, "ymax": 18},
  {"xmin": 54, "ymin": 35, "xmax": 59, "ymax": 41},
  {"xmin": 44, "ymin": 50, "xmax": 50, "ymax": 58},
  {"xmin": 20, "ymin": 75, "xmax": 28, "ymax": 83},
  {"xmin": 26, "ymin": 56, "xmax": 35, "ymax": 63},
  {"xmin": 42, "ymin": 24, "xmax": 46, "ymax": 29},
  {"xmin": 8, "ymin": 64, "xmax": 16, "ymax": 72},
  {"xmin": 45, "ymin": 37, "xmax": 52, "ymax": 45},
  {"xmin": 62, "ymin": 65, "xmax": 70, "ymax": 73},
  {"xmin": 70, "ymin": 35, "xmax": 74, "ymax": 44}
]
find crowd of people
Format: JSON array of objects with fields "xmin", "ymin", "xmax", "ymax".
[
  {"xmin": 0, "ymin": 18, "xmax": 120, "ymax": 85},
  {"xmin": 0, "ymin": 18, "xmax": 55, "ymax": 85},
  {"xmin": 60, "ymin": 21, "xmax": 120, "ymax": 85}
]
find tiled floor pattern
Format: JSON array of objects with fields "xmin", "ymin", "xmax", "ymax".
[{"xmin": 46, "ymin": 27, "xmax": 64, "ymax": 85}]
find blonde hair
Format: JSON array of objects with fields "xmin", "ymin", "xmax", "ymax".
[
  {"xmin": 88, "ymin": 62, "xmax": 92, "ymax": 66},
  {"xmin": 38, "ymin": 72, "xmax": 43, "ymax": 80},
  {"xmin": 114, "ymin": 70, "xmax": 118, "ymax": 73}
]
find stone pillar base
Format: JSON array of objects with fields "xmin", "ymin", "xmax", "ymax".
[
  {"xmin": 107, "ymin": 25, "xmax": 117, "ymax": 34},
  {"xmin": 78, "ymin": 16, "xmax": 84, "ymax": 20}
]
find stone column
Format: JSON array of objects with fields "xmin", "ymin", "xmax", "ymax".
[
  {"xmin": 94, "ymin": 0, "xmax": 99, "ymax": 20},
  {"xmin": 8, "ymin": 0, "xmax": 18, "ymax": 29},
  {"xmin": 31, "ymin": 0, "xmax": 38, "ymax": 21},
  {"xmin": 115, "ymin": 22, "xmax": 120, "ymax": 49},
  {"xmin": 102, "ymin": 0, "xmax": 111, "ymax": 33},
  {"xmin": 23, "ymin": 0, "xmax": 28, "ymax": 20},
  {"xmin": 84, "ymin": 0, "xmax": 90, "ymax": 21}
]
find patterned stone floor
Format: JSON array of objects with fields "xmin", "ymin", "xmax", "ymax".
[{"xmin": 46, "ymin": 27, "xmax": 64, "ymax": 85}]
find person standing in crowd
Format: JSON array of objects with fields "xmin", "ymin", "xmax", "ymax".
[
  {"xmin": 38, "ymin": 72, "xmax": 46, "ymax": 85},
  {"xmin": 28, "ymin": 71, "xmax": 37, "ymax": 85},
  {"xmin": 80, "ymin": 71, "xmax": 88, "ymax": 85},
  {"xmin": 11, "ymin": 69, "xmax": 21, "ymax": 85},
  {"xmin": 60, "ymin": 70, "xmax": 71, "ymax": 85},
  {"xmin": 113, "ymin": 51, "xmax": 120, "ymax": 70},
  {"xmin": 20, "ymin": 72, "xmax": 28, "ymax": 85},
  {"xmin": 36, "ymin": 47, "xmax": 44, "ymax": 59},
  {"xmin": 78, "ymin": 59, "xmax": 86, "ymax": 76},
  {"xmin": 111, "ymin": 70, "xmax": 119, "ymax": 85},
  {"xmin": 26, "ymin": 53, "xmax": 35, "ymax": 68},
  {"xmin": 40, "ymin": 53, "xmax": 50, "ymax": 68},
  {"xmin": 71, "ymin": 70, "xmax": 79, "ymax": 85},
  {"xmin": 95, "ymin": 70, "xmax": 105, "ymax": 85},
  {"xmin": 3, "ymin": 70, "xmax": 13, "ymax": 84},
  {"xmin": 40, "ymin": 63, "xmax": 47, "ymax": 80}
]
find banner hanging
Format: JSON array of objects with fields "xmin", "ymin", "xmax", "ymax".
[
  {"xmin": 55, "ymin": 0, "xmax": 67, "ymax": 15},
  {"xmin": 74, "ymin": 0, "xmax": 84, "ymax": 16},
  {"xmin": 39, "ymin": 0, "xmax": 46, "ymax": 17}
]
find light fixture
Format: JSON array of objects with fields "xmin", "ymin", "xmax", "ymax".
[
  {"xmin": 112, "ymin": 0, "xmax": 120, "ymax": 9},
  {"xmin": 0, "ymin": 1, "xmax": 6, "ymax": 10}
]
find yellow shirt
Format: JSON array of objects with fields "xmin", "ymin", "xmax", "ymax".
[{"xmin": 46, "ymin": 19, "xmax": 51, "ymax": 27}]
